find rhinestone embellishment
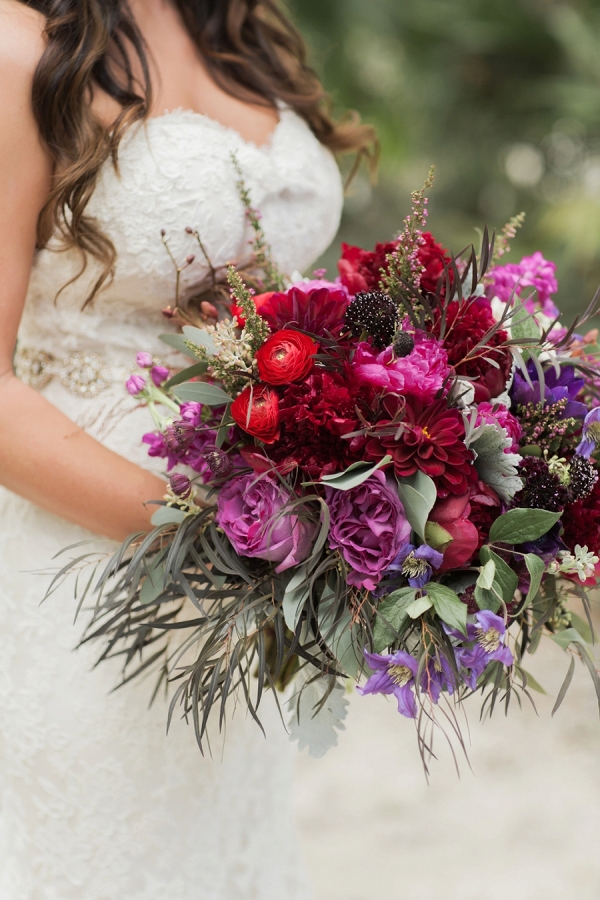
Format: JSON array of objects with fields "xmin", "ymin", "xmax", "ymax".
[{"xmin": 15, "ymin": 347, "xmax": 112, "ymax": 397}]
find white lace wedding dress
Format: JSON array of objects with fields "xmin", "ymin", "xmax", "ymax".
[{"xmin": 0, "ymin": 105, "xmax": 343, "ymax": 900}]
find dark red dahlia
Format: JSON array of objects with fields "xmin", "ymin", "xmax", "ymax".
[
  {"xmin": 338, "ymin": 233, "xmax": 453, "ymax": 297},
  {"xmin": 562, "ymin": 478, "xmax": 600, "ymax": 554},
  {"xmin": 267, "ymin": 369, "xmax": 372, "ymax": 479},
  {"xmin": 418, "ymin": 232, "xmax": 453, "ymax": 295},
  {"xmin": 430, "ymin": 296, "xmax": 512, "ymax": 403},
  {"xmin": 259, "ymin": 287, "xmax": 349, "ymax": 340},
  {"xmin": 365, "ymin": 396, "xmax": 476, "ymax": 497}
]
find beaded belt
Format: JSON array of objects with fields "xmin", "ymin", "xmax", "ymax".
[{"xmin": 14, "ymin": 346, "xmax": 124, "ymax": 398}]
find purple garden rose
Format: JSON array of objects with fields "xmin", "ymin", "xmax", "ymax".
[
  {"xmin": 217, "ymin": 473, "xmax": 317, "ymax": 573},
  {"xmin": 325, "ymin": 469, "xmax": 411, "ymax": 591}
]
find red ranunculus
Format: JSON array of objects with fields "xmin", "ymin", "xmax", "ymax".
[
  {"xmin": 255, "ymin": 330, "xmax": 317, "ymax": 385},
  {"xmin": 429, "ymin": 492, "xmax": 479, "ymax": 570},
  {"xmin": 230, "ymin": 292, "xmax": 275, "ymax": 328},
  {"xmin": 231, "ymin": 384, "xmax": 280, "ymax": 444},
  {"xmin": 430, "ymin": 296, "xmax": 512, "ymax": 403}
]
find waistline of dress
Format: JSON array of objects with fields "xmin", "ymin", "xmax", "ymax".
[{"xmin": 14, "ymin": 344, "xmax": 133, "ymax": 398}]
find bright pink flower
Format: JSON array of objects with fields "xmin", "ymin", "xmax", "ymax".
[
  {"xmin": 351, "ymin": 332, "xmax": 449, "ymax": 404},
  {"xmin": 487, "ymin": 252, "xmax": 559, "ymax": 319}
]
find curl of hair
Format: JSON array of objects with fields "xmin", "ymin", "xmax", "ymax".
[{"xmin": 22, "ymin": 0, "xmax": 378, "ymax": 304}]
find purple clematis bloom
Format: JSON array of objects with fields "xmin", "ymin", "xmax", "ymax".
[
  {"xmin": 421, "ymin": 653, "xmax": 458, "ymax": 703},
  {"xmin": 511, "ymin": 359, "xmax": 587, "ymax": 420},
  {"xmin": 358, "ymin": 650, "xmax": 419, "ymax": 718},
  {"xmin": 386, "ymin": 542, "xmax": 444, "ymax": 588},
  {"xmin": 454, "ymin": 610, "xmax": 513, "ymax": 689},
  {"xmin": 576, "ymin": 407, "xmax": 600, "ymax": 459}
]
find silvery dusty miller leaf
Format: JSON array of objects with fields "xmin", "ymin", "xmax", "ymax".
[{"xmin": 470, "ymin": 422, "xmax": 522, "ymax": 502}]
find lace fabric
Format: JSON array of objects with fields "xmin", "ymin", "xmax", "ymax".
[{"xmin": 0, "ymin": 105, "xmax": 343, "ymax": 899}]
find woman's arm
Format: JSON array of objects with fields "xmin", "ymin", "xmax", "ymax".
[{"xmin": 0, "ymin": 3, "xmax": 165, "ymax": 542}]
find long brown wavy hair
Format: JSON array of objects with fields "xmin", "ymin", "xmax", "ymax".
[{"xmin": 21, "ymin": 0, "xmax": 377, "ymax": 302}]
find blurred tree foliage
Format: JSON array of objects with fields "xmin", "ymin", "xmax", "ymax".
[{"xmin": 288, "ymin": 0, "xmax": 600, "ymax": 318}]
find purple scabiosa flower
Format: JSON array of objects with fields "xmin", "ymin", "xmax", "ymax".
[
  {"xmin": 126, "ymin": 374, "xmax": 146, "ymax": 396},
  {"xmin": 136, "ymin": 352, "xmax": 153, "ymax": 368},
  {"xmin": 454, "ymin": 611, "xmax": 513, "ymax": 689},
  {"xmin": 169, "ymin": 473, "xmax": 192, "ymax": 498},
  {"xmin": 511, "ymin": 359, "xmax": 587, "ymax": 420},
  {"xmin": 358, "ymin": 650, "xmax": 419, "ymax": 718},
  {"xmin": 576, "ymin": 407, "xmax": 600, "ymax": 459},
  {"xmin": 386, "ymin": 542, "xmax": 444, "ymax": 588},
  {"xmin": 150, "ymin": 365, "xmax": 170, "ymax": 387}
]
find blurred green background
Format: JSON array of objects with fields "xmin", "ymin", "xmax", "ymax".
[{"xmin": 288, "ymin": 0, "xmax": 600, "ymax": 322}]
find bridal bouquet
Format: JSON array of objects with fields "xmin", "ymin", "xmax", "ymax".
[{"xmin": 59, "ymin": 171, "xmax": 600, "ymax": 762}]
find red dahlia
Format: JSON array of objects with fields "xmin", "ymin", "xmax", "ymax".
[
  {"xmin": 430, "ymin": 296, "xmax": 512, "ymax": 403},
  {"xmin": 561, "ymin": 478, "xmax": 600, "ymax": 555},
  {"xmin": 267, "ymin": 369, "xmax": 371, "ymax": 479},
  {"xmin": 365, "ymin": 396, "xmax": 476, "ymax": 497},
  {"xmin": 337, "ymin": 233, "xmax": 453, "ymax": 297},
  {"xmin": 259, "ymin": 287, "xmax": 349, "ymax": 340}
]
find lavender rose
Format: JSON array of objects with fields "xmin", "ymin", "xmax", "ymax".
[
  {"xmin": 325, "ymin": 469, "xmax": 412, "ymax": 591},
  {"xmin": 217, "ymin": 473, "xmax": 317, "ymax": 572}
]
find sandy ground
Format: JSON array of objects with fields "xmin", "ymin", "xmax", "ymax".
[{"xmin": 294, "ymin": 632, "xmax": 600, "ymax": 900}]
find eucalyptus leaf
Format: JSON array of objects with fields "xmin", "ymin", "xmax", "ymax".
[
  {"xmin": 182, "ymin": 325, "xmax": 217, "ymax": 356},
  {"xmin": 163, "ymin": 362, "xmax": 209, "ymax": 389},
  {"xmin": 159, "ymin": 332, "xmax": 201, "ymax": 359},
  {"xmin": 150, "ymin": 506, "xmax": 186, "ymax": 526},
  {"xmin": 315, "ymin": 455, "xmax": 392, "ymax": 492},
  {"xmin": 406, "ymin": 596, "xmax": 433, "ymax": 619},
  {"xmin": 173, "ymin": 382, "xmax": 233, "ymax": 405},
  {"xmin": 373, "ymin": 587, "xmax": 417, "ymax": 652},
  {"xmin": 282, "ymin": 568, "xmax": 310, "ymax": 631},
  {"xmin": 489, "ymin": 508, "xmax": 561, "ymax": 545},
  {"xmin": 396, "ymin": 470, "xmax": 437, "ymax": 540},
  {"xmin": 318, "ymin": 587, "xmax": 365, "ymax": 679},
  {"xmin": 140, "ymin": 558, "xmax": 167, "ymax": 605},
  {"xmin": 426, "ymin": 582, "xmax": 467, "ymax": 634}
]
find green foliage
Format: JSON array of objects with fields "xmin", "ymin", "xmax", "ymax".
[
  {"xmin": 396, "ymin": 470, "xmax": 437, "ymax": 539},
  {"xmin": 425, "ymin": 582, "xmax": 467, "ymax": 634},
  {"xmin": 488, "ymin": 508, "xmax": 562, "ymax": 544}
]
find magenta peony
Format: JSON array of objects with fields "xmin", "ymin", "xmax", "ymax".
[
  {"xmin": 351, "ymin": 331, "xmax": 449, "ymax": 403},
  {"xmin": 216, "ymin": 473, "xmax": 317, "ymax": 573},
  {"xmin": 325, "ymin": 469, "xmax": 411, "ymax": 591}
]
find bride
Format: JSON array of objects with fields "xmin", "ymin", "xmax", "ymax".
[{"xmin": 0, "ymin": 0, "xmax": 374, "ymax": 896}]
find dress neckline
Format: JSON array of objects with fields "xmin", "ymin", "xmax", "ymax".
[{"xmin": 145, "ymin": 104, "xmax": 286, "ymax": 153}]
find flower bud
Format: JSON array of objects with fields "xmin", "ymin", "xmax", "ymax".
[
  {"xmin": 136, "ymin": 351, "xmax": 153, "ymax": 368},
  {"xmin": 161, "ymin": 306, "xmax": 175, "ymax": 319},
  {"xmin": 203, "ymin": 448, "xmax": 234, "ymax": 478},
  {"xmin": 186, "ymin": 254, "xmax": 195, "ymax": 265},
  {"xmin": 151, "ymin": 365, "xmax": 170, "ymax": 386},
  {"xmin": 169, "ymin": 473, "xmax": 192, "ymax": 499},
  {"xmin": 126, "ymin": 374, "xmax": 146, "ymax": 396},
  {"xmin": 164, "ymin": 420, "xmax": 196, "ymax": 454},
  {"xmin": 200, "ymin": 301, "xmax": 218, "ymax": 319}
]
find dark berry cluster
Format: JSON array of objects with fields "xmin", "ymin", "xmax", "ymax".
[
  {"xmin": 514, "ymin": 457, "xmax": 568, "ymax": 512},
  {"xmin": 344, "ymin": 291, "xmax": 400, "ymax": 350},
  {"xmin": 568, "ymin": 454, "xmax": 599, "ymax": 502}
]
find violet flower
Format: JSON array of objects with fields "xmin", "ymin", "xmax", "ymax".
[
  {"xmin": 151, "ymin": 365, "xmax": 170, "ymax": 387},
  {"xmin": 358, "ymin": 650, "xmax": 419, "ymax": 718},
  {"xmin": 511, "ymin": 359, "xmax": 587, "ymax": 420},
  {"xmin": 136, "ymin": 352, "xmax": 153, "ymax": 368},
  {"xmin": 454, "ymin": 611, "xmax": 513, "ymax": 689},
  {"xmin": 126, "ymin": 374, "xmax": 146, "ymax": 396},
  {"xmin": 576, "ymin": 407, "xmax": 600, "ymax": 459},
  {"xmin": 386, "ymin": 542, "xmax": 444, "ymax": 588}
]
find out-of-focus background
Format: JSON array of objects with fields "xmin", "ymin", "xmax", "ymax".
[
  {"xmin": 290, "ymin": 0, "xmax": 600, "ymax": 322},
  {"xmin": 287, "ymin": 2, "xmax": 600, "ymax": 897}
]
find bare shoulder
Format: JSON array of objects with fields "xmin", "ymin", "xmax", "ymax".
[{"xmin": 0, "ymin": 0, "xmax": 46, "ymax": 81}]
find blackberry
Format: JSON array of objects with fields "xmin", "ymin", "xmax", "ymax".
[
  {"xmin": 392, "ymin": 331, "xmax": 415, "ymax": 358},
  {"xmin": 568, "ymin": 454, "xmax": 599, "ymax": 502},
  {"xmin": 344, "ymin": 291, "xmax": 399, "ymax": 350}
]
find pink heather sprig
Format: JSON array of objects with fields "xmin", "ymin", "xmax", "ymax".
[{"xmin": 380, "ymin": 166, "xmax": 435, "ymax": 299}]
